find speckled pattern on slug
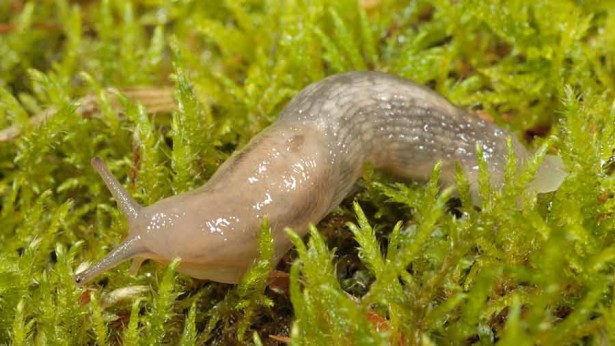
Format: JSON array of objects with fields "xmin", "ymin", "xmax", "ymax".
[
  {"xmin": 74, "ymin": 71, "xmax": 565, "ymax": 285},
  {"xmin": 278, "ymin": 72, "xmax": 526, "ymax": 199}
]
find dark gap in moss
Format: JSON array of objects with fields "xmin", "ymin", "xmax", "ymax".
[
  {"xmin": 95, "ymin": 277, "xmax": 109, "ymax": 288},
  {"xmin": 524, "ymin": 123, "xmax": 552, "ymax": 143},
  {"xmin": 446, "ymin": 197, "xmax": 463, "ymax": 218}
]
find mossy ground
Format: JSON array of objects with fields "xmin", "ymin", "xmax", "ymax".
[{"xmin": 1, "ymin": 0, "xmax": 615, "ymax": 344}]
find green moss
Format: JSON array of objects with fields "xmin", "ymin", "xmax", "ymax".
[{"xmin": 0, "ymin": 0, "xmax": 614, "ymax": 344}]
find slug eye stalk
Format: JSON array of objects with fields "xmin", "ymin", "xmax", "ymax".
[{"xmin": 91, "ymin": 157, "xmax": 142, "ymax": 222}]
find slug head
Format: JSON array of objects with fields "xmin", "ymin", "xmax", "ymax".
[{"xmin": 74, "ymin": 157, "xmax": 146, "ymax": 286}]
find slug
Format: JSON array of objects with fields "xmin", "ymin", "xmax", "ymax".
[{"xmin": 74, "ymin": 71, "xmax": 566, "ymax": 285}]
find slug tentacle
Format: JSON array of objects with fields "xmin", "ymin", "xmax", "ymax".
[
  {"xmin": 91, "ymin": 157, "xmax": 141, "ymax": 222},
  {"xmin": 74, "ymin": 235, "xmax": 146, "ymax": 285},
  {"xmin": 128, "ymin": 257, "xmax": 146, "ymax": 276},
  {"xmin": 76, "ymin": 71, "xmax": 567, "ymax": 285}
]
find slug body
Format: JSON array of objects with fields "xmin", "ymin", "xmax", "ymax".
[{"xmin": 75, "ymin": 72, "xmax": 566, "ymax": 285}]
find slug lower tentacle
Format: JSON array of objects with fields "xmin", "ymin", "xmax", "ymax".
[{"xmin": 74, "ymin": 71, "xmax": 566, "ymax": 285}]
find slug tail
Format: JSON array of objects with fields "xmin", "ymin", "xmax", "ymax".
[
  {"xmin": 529, "ymin": 154, "xmax": 568, "ymax": 193},
  {"xmin": 74, "ymin": 235, "xmax": 146, "ymax": 286},
  {"xmin": 91, "ymin": 157, "xmax": 141, "ymax": 222}
]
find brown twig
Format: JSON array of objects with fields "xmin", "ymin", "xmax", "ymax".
[
  {"xmin": 0, "ymin": 87, "xmax": 176, "ymax": 143},
  {"xmin": 268, "ymin": 334, "xmax": 291, "ymax": 344}
]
